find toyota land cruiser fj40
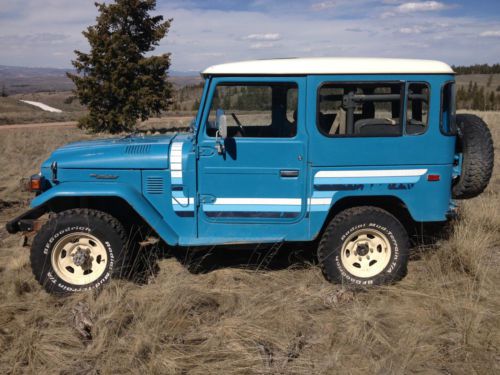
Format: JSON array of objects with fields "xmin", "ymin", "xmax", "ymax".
[{"xmin": 6, "ymin": 58, "xmax": 494, "ymax": 293}]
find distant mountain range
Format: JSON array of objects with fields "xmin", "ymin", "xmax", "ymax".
[{"xmin": 0, "ymin": 65, "xmax": 201, "ymax": 94}]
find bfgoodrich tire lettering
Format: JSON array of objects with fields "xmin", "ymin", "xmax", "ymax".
[
  {"xmin": 30, "ymin": 209, "xmax": 127, "ymax": 294},
  {"xmin": 318, "ymin": 206, "xmax": 410, "ymax": 286}
]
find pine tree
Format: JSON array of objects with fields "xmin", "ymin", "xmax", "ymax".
[
  {"xmin": 467, "ymin": 81, "xmax": 473, "ymax": 94},
  {"xmin": 486, "ymin": 74, "xmax": 493, "ymax": 87},
  {"xmin": 192, "ymin": 99, "xmax": 200, "ymax": 111},
  {"xmin": 222, "ymin": 94, "xmax": 231, "ymax": 110},
  {"xmin": 0, "ymin": 85, "xmax": 7, "ymax": 97},
  {"xmin": 68, "ymin": 0, "xmax": 173, "ymax": 133},
  {"xmin": 488, "ymin": 91, "xmax": 495, "ymax": 110}
]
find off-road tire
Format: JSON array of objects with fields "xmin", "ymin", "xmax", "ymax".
[
  {"xmin": 452, "ymin": 114, "xmax": 494, "ymax": 199},
  {"xmin": 318, "ymin": 207, "xmax": 410, "ymax": 286},
  {"xmin": 30, "ymin": 209, "xmax": 127, "ymax": 294}
]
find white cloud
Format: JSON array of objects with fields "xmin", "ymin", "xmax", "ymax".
[
  {"xmin": 249, "ymin": 42, "xmax": 276, "ymax": 49},
  {"xmin": 0, "ymin": 1, "xmax": 498, "ymax": 70},
  {"xmin": 311, "ymin": 1, "xmax": 337, "ymax": 11},
  {"xmin": 243, "ymin": 33, "xmax": 281, "ymax": 41},
  {"xmin": 399, "ymin": 26, "xmax": 424, "ymax": 34},
  {"xmin": 396, "ymin": 1, "xmax": 447, "ymax": 13},
  {"xmin": 480, "ymin": 30, "xmax": 500, "ymax": 37}
]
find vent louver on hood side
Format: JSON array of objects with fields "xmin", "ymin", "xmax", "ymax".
[
  {"xmin": 125, "ymin": 145, "xmax": 151, "ymax": 154},
  {"xmin": 146, "ymin": 176, "xmax": 164, "ymax": 195}
]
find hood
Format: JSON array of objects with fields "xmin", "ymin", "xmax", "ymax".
[{"xmin": 42, "ymin": 134, "xmax": 192, "ymax": 170}]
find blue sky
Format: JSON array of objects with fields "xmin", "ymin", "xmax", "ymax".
[{"xmin": 0, "ymin": 0, "xmax": 499, "ymax": 71}]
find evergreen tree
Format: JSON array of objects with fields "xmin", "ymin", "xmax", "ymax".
[
  {"xmin": 488, "ymin": 91, "xmax": 495, "ymax": 110},
  {"xmin": 192, "ymin": 99, "xmax": 200, "ymax": 111},
  {"xmin": 486, "ymin": 74, "xmax": 493, "ymax": 87},
  {"xmin": 1, "ymin": 85, "xmax": 7, "ymax": 97},
  {"xmin": 68, "ymin": 0, "xmax": 173, "ymax": 133},
  {"xmin": 467, "ymin": 81, "xmax": 473, "ymax": 94},
  {"xmin": 222, "ymin": 94, "xmax": 231, "ymax": 110}
]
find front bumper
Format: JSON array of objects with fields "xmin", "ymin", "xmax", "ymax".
[{"xmin": 5, "ymin": 206, "xmax": 47, "ymax": 234}]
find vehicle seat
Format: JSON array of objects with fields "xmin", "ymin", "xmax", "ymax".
[
  {"xmin": 329, "ymin": 108, "xmax": 346, "ymax": 135},
  {"xmin": 355, "ymin": 118, "xmax": 400, "ymax": 136},
  {"xmin": 406, "ymin": 119, "xmax": 426, "ymax": 134}
]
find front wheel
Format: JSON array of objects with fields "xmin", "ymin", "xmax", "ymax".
[
  {"xmin": 318, "ymin": 206, "xmax": 409, "ymax": 286},
  {"xmin": 30, "ymin": 209, "xmax": 128, "ymax": 294}
]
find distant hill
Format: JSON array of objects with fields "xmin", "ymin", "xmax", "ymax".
[
  {"xmin": 0, "ymin": 65, "xmax": 202, "ymax": 95},
  {"xmin": 0, "ymin": 65, "xmax": 75, "ymax": 94},
  {"xmin": 1, "ymin": 63, "xmax": 499, "ymax": 111}
]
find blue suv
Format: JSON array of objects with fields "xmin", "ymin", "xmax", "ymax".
[{"xmin": 6, "ymin": 58, "xmax": 494, "ymax": 293}]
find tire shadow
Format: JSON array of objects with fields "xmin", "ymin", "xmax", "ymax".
[
  {"xmin": 124, "ymin": 218, "xmax": 456, "ymax": 283},
  {"xmin": 408, "ymin": 219, "xmax": 455, "ymax": 260},
  {"xmin": 168, "ymin": 242, "xmax": 318, "ymax": 275}
]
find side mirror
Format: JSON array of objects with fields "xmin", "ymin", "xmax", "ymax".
[{"xmin": 216, "ymin": 108, "xmax": 227, "ymax": 139}]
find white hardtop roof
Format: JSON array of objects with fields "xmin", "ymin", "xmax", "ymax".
[{"xmin": 202, "ymin": 57, "xmax": 454, "ymax": 76}]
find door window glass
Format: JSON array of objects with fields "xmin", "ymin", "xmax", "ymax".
[{"xmin": 207, "ymin": 83, "xmax": 298, "ymax": 138}]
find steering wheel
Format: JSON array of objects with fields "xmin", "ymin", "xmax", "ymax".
[{"xmin": 231, "ymin": 113, "xmax": 246, "ymax": 136}]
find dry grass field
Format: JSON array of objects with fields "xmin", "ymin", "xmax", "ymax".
[{"xmin": 0, "ymin": 113, "xmax": 499, "ymax": 374}]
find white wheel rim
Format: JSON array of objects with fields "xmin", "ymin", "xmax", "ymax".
[
  {"xmin": 51, "ymin": 232, "xmax": 108, "ymax": 285},
  {"xmin": 340, "ymin": 228, "xmax": 392, "ymax": 278}
]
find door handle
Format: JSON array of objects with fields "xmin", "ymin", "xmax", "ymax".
[{"xmin": 280, "ymin": 169, "xmax": 299, "ymax": 178}]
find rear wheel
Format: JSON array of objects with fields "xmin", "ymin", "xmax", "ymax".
[
  {"xmin": 31, "ymin": 209, "xmax": 127, "ymax": 294},
  {"xmin": 318, "ymin": 207, "xmax": 409, "ymax": 286}
]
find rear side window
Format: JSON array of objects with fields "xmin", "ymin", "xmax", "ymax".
[
  {"xmin": 441, "ymin": 81, "xmax": 457, "ymax": 135},
  {"xmin": 317, "ymin": 82, "xmax": 403, "ymax": 137},
  {"xmin": 406, "ymin": 83, "xmax": 430, "ymax": 135}
]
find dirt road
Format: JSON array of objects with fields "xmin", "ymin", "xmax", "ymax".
[
  {"xmin": 0, "ymin": 116, "xmax": 194, "ymax": 131},
  {"xmin": 0, "ymin": 121, "xmax": 77, "ymax": 130}
]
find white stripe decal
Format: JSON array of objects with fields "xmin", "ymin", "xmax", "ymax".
[
  {"xmin": 169, "ymin": 141, "xmax": 192, "ymax": 214},
  {"xmin": 172, "ymin": 197, "xmax": 194, "ymax": 205},
  {"xmin": 213, "ymin": 198, "xmax": 301, "ymax": 205},
  {"xmin": 315, "ymin": 169, "xmax": 427, "ymax": 178},
  {"xmin": 308, "ymin": 197, "xmax": 332, "ymax": 205}
]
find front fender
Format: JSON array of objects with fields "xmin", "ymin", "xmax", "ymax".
[{"xmin": 30, "ymin": 182, "xmax": 179, "ymax": 245}]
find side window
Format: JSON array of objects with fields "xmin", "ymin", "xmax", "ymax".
[
  {"xmin": 206, "ymin": 83, "xmax": 298, "ymax": 138},
  {"xmin": 317, "ymin": 83, "xmax": 403, "ymax": 137},
  {"xmin": 441, "ymin": 81, "xmax": 457, "ymax": 135},
  {"xmin": 406, "ymin": 83, "xmax": 430, "ymax": 135}
]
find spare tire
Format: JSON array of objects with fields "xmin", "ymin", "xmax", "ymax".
[{"xmin": 452, "ymin": 114, "xmax": 494, "ymax": 199}]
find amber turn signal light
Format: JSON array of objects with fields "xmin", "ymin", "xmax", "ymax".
[{"xmin": 28, "ymin": 175, "xmax": 43, "ymax": 192}]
